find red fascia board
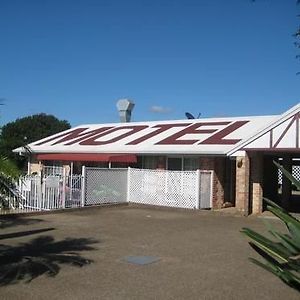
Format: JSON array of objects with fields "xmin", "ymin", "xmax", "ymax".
[{"xmin": 36, "ymin": 153, "xmax": 137, "ymax": 163}]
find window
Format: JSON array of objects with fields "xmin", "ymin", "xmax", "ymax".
[
  {"xmin": 143, "ymin": 156, "xmax": 159, "ymax": 169},
  {"xmin": 167, "ymin": 157, "xmax": 182, "ymax": 171},
  {"xmin": 183, "ymin": 157, "xmax": 199, "ymax": 171}
]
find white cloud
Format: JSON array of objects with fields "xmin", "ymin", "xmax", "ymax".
[{"xmin": 149, "ymin": 105, "xmax": 172, "ymax": 114}]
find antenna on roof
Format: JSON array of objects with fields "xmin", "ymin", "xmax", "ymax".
[{"xmin": 185, "ymin": 112, "xmax": 201, "ymax": 119}]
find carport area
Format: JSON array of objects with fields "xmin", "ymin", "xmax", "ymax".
[
  {"xmin": 237, "ymin": 151, "xmax": 300, "ymax": 215},
  {"xmin": 0, "ymin": 206, "xmax": 299, "ymax": 300},
  {"xmin": 233, "ymin": 106, "xmax": 300, "ymax": 215},
  {"xmin": 263, "ymin": 153, "xmax": 300, "ymax": 213}
]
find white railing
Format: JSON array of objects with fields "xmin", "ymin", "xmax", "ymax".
[{"xmin": 15, "ymin": 174, "xmax": 84, "ymax": 211}]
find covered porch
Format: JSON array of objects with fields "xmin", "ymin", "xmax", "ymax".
[{"xmin": 233, "ymin": 106, "xmax": 300, "ymax": 214}]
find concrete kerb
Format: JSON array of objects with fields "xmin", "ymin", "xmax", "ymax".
[
  {"xmin": 0, "ymin": 202, "xmax": 129, "ymax": 218},
  {"xmin": 1, "ymin": 201, "xmax": 286, "ymax": 219}
]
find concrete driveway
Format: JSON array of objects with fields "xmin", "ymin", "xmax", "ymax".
[{"xmin": 0, "ymin": 205, "xmax": 299, "ymax": 300}]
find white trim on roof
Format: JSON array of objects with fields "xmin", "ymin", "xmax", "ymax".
[{"xmin": 227, "ymin": 103, "xmax": 300, "ymax": 156}]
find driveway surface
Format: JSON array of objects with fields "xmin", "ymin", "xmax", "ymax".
[{"xmin": 0, "ymin": 205, "xmax": 299, "ymax": 300}]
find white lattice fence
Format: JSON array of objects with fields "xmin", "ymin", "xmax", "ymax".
[
  {"xmin": 85, "ymin": 168, "xmax": 128, "ymax": 205},
  {"xmin": 9, "ymin": 167, "xmax": 213, "ymax": 214},
  {"xmin": 128, "ymin": 168, "xmax": 212, "ymax": 209}
]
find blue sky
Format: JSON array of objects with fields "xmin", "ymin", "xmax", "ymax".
[{"xmin": 0, "ymin": 0, "xmax": 299, "ymax": 126}]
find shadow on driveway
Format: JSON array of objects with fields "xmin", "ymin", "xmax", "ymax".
[
  {"xmin": 0, "ymin": 228, "xmax": 55, "ymax": 240},
  {"xmin": 0, "ymin": 215, "xmax": 45, "ymax": 229},
  {"xmin": 0, "ymin": 235, "xmax": 97, "ymax": 286}
]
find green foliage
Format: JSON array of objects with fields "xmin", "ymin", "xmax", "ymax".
[
  {"xmin": 92, "ymin": 185, "xmax": 121, "ymax": 198},
  {"xmin": 274, "ymin": 160, "xmax": 300, "ymax": 191},
  {"xmin": 241, "ymin": 163, "xmax": 300, "ymax": 291},
  {"xmin": 0, "ymin": 156, "xmax": 20, "ymax": 209},
  {"xmin": 0, "ymin": 113, "xmax": 70, "ymax": 170}
]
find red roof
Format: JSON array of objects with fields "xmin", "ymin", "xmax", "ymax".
[{"xmin": 36, "ymin": 153, "xmax": 137, "ymax": 163}]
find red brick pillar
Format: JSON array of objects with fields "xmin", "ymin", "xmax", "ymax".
[
  {"xmin": 251, "ymin": 153, "xmax": 263, "ymax": 214},
  {"xmin": 235, "ymin": 154, "xmax": 250, "ymax": 215}
]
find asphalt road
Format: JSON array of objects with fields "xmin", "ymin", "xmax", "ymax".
[{"xmin": 0, "ymin": 205, "xmax": 299, "ymax": 300}]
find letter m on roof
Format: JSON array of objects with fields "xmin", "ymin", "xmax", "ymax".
[{"xmin": 34, "ymin": 126, "xmax": 114, "ymax": 146}]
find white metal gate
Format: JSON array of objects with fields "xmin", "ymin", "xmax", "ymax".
[{"xmin": 17, "ymin": 174, "xmax": 83, "ymax": 210}]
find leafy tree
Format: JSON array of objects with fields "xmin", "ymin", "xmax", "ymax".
[
  {"xmin": 0, "ymin": 114, "xmax": 71, "ymax": 170},
  {"xmin": 0, "ymin": 156, "xmax": 20, "ymax": 209}
]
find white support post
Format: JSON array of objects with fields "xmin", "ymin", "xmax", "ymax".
[
  {"xmin": 81, "ymin": 166, "xmax": 86, "ymax": 207},
  {"xmin": 61, "ymin": 168, "xmax": 66, "ymax": 209},
  {"xmin": 40, "ymin": 176, "xmax": 44, "ymax": 211},
  {"xmin": 209, "ymin": 171, "xmax": 214, "ymax": 208},
  {"xmin": 27, "ymin": 161, "xmax": 31, "ymax": 175},
  {"xmin": 195, "ymin": 169, "xmax": 200, "ymax": 209},
  {"xmin": 126, "ymin": 167, "xmax": 131, "ymax": 203},
  {"xmin": 70, "ymin": 162, "xmax": 74, "ymax": 203}
]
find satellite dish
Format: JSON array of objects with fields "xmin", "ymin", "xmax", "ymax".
[
  {"xmin": 185, "ymin": 112, "xmax": 195, "ymax": 119},
  {"xmin": 185, "ymin": 112, "xmax": 201, "ymax": 119}
]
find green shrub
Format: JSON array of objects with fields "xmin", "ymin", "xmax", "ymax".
[{"xmin": 241, "ymin": 161, "xmax": 300, "ymax": 291}]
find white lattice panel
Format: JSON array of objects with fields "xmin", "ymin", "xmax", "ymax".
[
  {"xmin": 278, "ymin": 165, "xmax": 300, "ymax": 184},
  {"xmin": 85, "ymin": 168, "xmax": 128, "ymax": 205},
  {"xmin": 129, "ymin": 168, "xmax": 199, "ymax": 209}
]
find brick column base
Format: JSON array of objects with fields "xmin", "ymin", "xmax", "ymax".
[{"xmin": 235, "ymin": 155, "xmax": 250, "ymax": 215}]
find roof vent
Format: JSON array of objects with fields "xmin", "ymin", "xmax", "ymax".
[{"xmin": 116, "ymin": 99, "xmax": 135, "ymax": 122}]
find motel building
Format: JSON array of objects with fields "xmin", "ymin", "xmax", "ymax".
[{"xmin": 15, "ymin": 103, "xmax": 300, "ymax": 215}]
